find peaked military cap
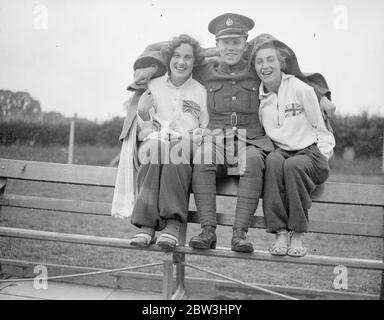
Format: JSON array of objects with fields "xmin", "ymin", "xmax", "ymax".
[{"xmin": 208, "ymin": 13, "xmax": 255, "ymax": 40}]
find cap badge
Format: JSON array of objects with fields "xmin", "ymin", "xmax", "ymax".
[{"xmin": 226, "ymin": 18, "xmax": 233, "ymax": 26}]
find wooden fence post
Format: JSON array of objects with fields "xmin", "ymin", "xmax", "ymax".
[
  {"xmin": 68, "ymin": 113, "xmax": 77, "ymax": 164},
  {"xmin": 380, "ymin": 207, "xmax": 384, "ymax": 300},
  {"xmin": 0, "ymin": 177, "xmax": 7, "ymax": 278}
]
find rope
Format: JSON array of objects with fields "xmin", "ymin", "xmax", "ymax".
[
  {"xmin": 1, "ymin": 261, "xmax": 299, "ymax": 300},
  {"xmin": 182, "ymin": 262, "xmax": 299, "ymax": 300},
  {"xmin": 0, "ymin": 262, "xmax": 162, "ymax": 283}
]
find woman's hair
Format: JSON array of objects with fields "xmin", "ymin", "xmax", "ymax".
[
  {"xmin": 161, "ymin": 34, "xmax": 204, "ymax": 73},
  {"xmin": 250, "ymin": 41, "xmax": 288, "ymax": 72}
]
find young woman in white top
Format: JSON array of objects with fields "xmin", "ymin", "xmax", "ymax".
[
  {"xmin": 129, "ymin": 34, "xmax": 209, "ymax": 250},
  {"xmin": 252, "ymin": 41, "xmax": 335, "ymax": 257}
]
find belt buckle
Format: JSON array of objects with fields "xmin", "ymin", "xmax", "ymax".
[{"xmin": 231, "ymin": 112, "xmax": 238, "ymax": 131}]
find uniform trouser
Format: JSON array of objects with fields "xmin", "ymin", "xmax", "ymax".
[
  {"xmin": 192, "ymin": 139, "xmax": 266, "ymax": 231},
  {"xmin": 262, "ymin": 144, "xmax": 330, "ymax": 233},
  {"xmin": 131, "ymin": 138, "xmax": 193, "ymax": 231}
]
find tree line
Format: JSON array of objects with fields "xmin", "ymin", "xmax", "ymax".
[{"xmin": 0, "ymin": 89, "xmax": 41, "ymax": 120}]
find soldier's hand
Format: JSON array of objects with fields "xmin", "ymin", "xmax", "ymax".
[
  {"xmin": 134, "ymin": 66, "xmax": 157, "ymax": 86},
  {"xmin": 191, "ymin": 128, "xmax": 205, "ymax": 145},
  {"xmin": 319, "ymin": 96, "xmax": 336, "ymax": 119}
]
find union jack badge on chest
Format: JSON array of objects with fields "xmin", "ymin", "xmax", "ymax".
[{"xmin": 284, "ymin": 103, "xmax": 303, "ymax": 118}]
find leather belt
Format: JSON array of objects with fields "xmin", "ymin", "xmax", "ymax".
[{"xmin": 209, "ymin": 112, "xmax": 259, "ymax": 129}]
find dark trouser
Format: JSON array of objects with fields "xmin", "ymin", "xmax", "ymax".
[
  {"xmin": 192, "ymin": 139, "xmax": 266, "ymax": 231},
  {"xmin": 131, "ymin": 138, "xmax": 192, "ymax": 231},
  {"xmin": 262, "ymin": 144, "xmax": 330, "ymax": 233}
]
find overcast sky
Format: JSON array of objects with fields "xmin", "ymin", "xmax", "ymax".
[{"xmin": 0, "ymin": 0, "xmax": 383, "ymax": 121}]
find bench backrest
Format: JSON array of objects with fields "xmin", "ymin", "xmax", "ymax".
[{"xmin": 1, "ymin": 158, "xmax": 384, "ymax": 239}]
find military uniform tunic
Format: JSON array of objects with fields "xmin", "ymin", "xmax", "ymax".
[{"xmin": 192, "ymin": 59, "xmax": 273, "ymax": 151}]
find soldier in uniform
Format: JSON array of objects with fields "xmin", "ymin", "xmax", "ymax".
[{"xmin": 124, "ymin": 13, "xmax": 333, "ymax": 253}]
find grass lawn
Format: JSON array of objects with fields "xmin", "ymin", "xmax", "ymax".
[
  {"xmin": 0, "ymin": 144, "xmax": 121, "ymax": 166},
  {"xmin": 0, "ymin": 145, "xmax": 383, "ymax": 296}
]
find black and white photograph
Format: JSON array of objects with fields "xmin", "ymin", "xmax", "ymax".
[{"xmin": 0, "ymin": 0, "xmax": 383, "ymax": 305}]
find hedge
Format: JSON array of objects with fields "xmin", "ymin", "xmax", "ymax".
[
  {"xmin": 0, "ymin": 113, "xmax": 383, "ymax": 158},
  {"xmin": 0, "ymin": 117, "xmax": 124, "ymax": 147},
  {"xmin": 331, "ymin": 113, "xmax": 383, "ymax": 158}
]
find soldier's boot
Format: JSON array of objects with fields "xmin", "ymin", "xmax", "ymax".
[
  {"xmin": 189, "ymin": 225, "xmax": 217, "ymax": 249},
  {"xmin": 231, "ymin": 228, "xmax": 254, "ymax": 253}
]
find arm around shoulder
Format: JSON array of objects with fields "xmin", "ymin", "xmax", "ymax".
[{"xmin": 128, "ymin": 41, "xmax": 169, "ymax": 90}]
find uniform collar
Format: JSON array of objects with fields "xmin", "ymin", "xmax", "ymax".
[
  {"xmin": 218, "ymin": 59, "xmax": 248, "ymax": 74},
  {"xmin": 164, "ymin": 73, "xmax": 193, "ymax": 88}
]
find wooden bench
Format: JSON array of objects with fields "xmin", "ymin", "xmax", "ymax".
[{"xmin": 0, "ymin": 158, "xmax": 383, "ymax": 300}]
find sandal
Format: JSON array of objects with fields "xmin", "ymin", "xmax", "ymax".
[
  {"xmin": 268, "ymin": 244, "xmax": 288, "ymax": 256},
  {"xmin": 156, "ymin": 233, "xmax": 178, "ymax": 251},
  {"xmin": 129, "ymin": 232, "xmax": 156, "ymax": 247},
  {"xmin": 287, "ymin": 247, "xmax": 307, "ymax": 257},
  {"xmin": 268, "ymin": 230, "xmax": 289, "ymax": 256},
  {"xmin": 287, "ymin": 231, "xmax": 307, "ymax": 257}
]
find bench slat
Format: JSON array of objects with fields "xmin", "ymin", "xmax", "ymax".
[
  {"xmin": 188, "ymin": 211, "xmax": 383, "ymax": 238},
  {"xmin": 0, "ymin": 194, "xmax": 110, "ymax": 216},
  {"xmin": 0, "ymin": 158, "xmax": 116, "ymax": 187},
  {"xmin": 1, "ymin": 158, "xmax": 384, "ymax": 206},
  {"xmin": 1, "ymin": 194, "xmax": 382, "ymax": 237},
  {"xmin": 0, "ymin": 226, "xmax": 382, "ymax": 271},
  {"xmin": 216, "ymin": 177, "xmax": 384, "ymax": 206}
]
